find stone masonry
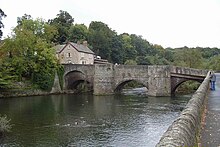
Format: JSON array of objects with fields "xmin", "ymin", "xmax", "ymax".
[
  {"xmin": 63, "ymin": 64, "xmax": 208, "ymax": 96},
  {"xmin": 156, "ymin": 70, "xmax": 211, "ymax": 146}
]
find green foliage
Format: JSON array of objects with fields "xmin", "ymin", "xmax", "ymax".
[
  {"xmin": 0, "ymin": 115, "xmax": 12, "ymax": 134},
  {"xmin": 0, "ymin": 9, "xmax": 6, "ymax": 39},
  {"xmin": 57, "ymin": 65, "xmax": 64, "ymax": 90},
  {"xmin": 68, "ymin": 24, "xmax": 88, "ymax": 43},
  {"xmin": 124, "ymin": 80, "xmax": 144, "ymax": 89},
  {"xmin": 33, "ymin": 69, "xmax": 55, "ymax": 91},
  {"xmin": 204, "ymin": 55, "xmax": 220, "ymax": 71},
  {"xmin": 1, "ymin": 15, "xmax": 59, "ymax": 91},
  {"xmin": 176, "ymin": 81, "xmax": 200, "ymax": 94},
  {"xmin": 32, "ymin": 47, "xmax": 58, "ymax": 90},
  {"xmin": 0, "ymin": 61, "xmax": 17, "ymax": 89},
  {"xmin": 124, "ymin": 59, "xmax": 137, "ymax": 65},
  {"xmin": 49, "ymin": 10, "xmax": 74, "ymax": 44},
  {"xmin": 173, "ymin": 48, "xmax": 203, "ymax": 68},
  {"xmin": 88, "ymin": 21, "xmax": 116, "ymax": 60}
]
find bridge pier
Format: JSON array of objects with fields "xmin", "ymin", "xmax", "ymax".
[
  {"xmin": 148, "ymin": 66, "xmax": 171, "ymax": 96},
  {"xmin": 93, "ymin": 64, "xmax": 114, "ymax": 95}
]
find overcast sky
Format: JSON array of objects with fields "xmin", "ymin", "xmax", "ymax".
[{"xmin": 1, "ymin": 0, "xmax": 220, "ymax": 48}]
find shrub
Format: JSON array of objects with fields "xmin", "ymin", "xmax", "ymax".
[
  {"xmin": 57, "ymin": 65, "xmax": 64, "ymax": 90},
  {"xmin": 32, "ymin": 68, "xmax": 55, "ymax": 91},
  {"xmin": 0, "ymin": 115, "xmax": 12, "ymax": 135}
]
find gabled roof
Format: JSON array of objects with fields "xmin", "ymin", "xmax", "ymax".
[
  {"xmin": 55, "ymin": 42, "xmax": 94, "ymax": 55},
  {"xmin": 69, "ymin": 42, "xmax": 94, "ymax": 54},
  {"xmin": 54, "ymin": 44, "xmax": 65, "ymax": 53}
]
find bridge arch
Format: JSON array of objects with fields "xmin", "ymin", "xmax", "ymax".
[
  {"xmin": 64, "ymin": 70, "xmax": 93, "ymax": 91},
  {"xmin": 114, "ymin": 79, "xmax": 148, "ymax": 93},
  {"xmin": 171, "ymin": 77, "xmax": 203, "ymax": 94}
]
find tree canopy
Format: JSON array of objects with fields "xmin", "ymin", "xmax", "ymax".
[
  {"xmin": 48, "ymin": 10, "xmax": 74, "ymax": 44},
  {"xmin": 0, "ymin": 15, "xmax": 59, "ymax": 90},
  {"xmin": 0, "ymin": 9, "xmax": 6, "ymax": 39}
]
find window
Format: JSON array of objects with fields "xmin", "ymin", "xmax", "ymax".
[
  {"xmin": 82, "ymin": 61, "xmax": 86, "ymax": 64},
  {"xmin": 66, "ymin": 53, "xmax": 71, "ymax": 57}
]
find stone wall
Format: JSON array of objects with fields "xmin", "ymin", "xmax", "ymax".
[
  {"xmin": 171, "ymin": 66, "xmax": 208, "ymax": 76},
  {"xmin": 0, "ymin": 89, "xmax": 56, "ymax": 98},
  {"xmin": 156, "ymin": 71, "xmax": 211, "ymax": 146},
  {"xmin": 93, "ymin": 64, "xmax": 114, "ymax": 95},
  {"xmin": 114, "ymin": 65, "xmax": 149, "ymax": 90},
  {"xmin": 0, "ymin": 72, "xmax": 63, "ymax": 98},
  {"xmin": 62, "ymin": 64, "xmax": 207, "ymax": 96},
  {"xmin": 148, "ymin": 65, "xmax": 171, "ymax": 96},
  {"xmin": 63, "ymin": 64, "xmax": 95, "ymax": 90}
]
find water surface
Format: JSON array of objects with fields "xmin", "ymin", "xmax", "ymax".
[{"xmin": 0, "ymin": 93, "xmax": 190, "ymax": 146}]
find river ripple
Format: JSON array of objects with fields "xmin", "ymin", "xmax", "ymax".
[{"xmin": 0, "ymin": 93, "xmax": 190, "ymax": 147}]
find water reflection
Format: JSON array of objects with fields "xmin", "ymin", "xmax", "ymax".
[{"xmin": 0, "ymin": 93, "xmax": 190, "ymax": 147}]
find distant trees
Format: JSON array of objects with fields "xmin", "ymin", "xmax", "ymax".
[
  {"xmin": 0, "ymin": 9, "xmax": 6, "ymax": 39},
  {"xmin": 46, "ymin": 10, "xmax": 218, "ymax": 69},
  {"xmin": 173, "ymin": 47, "xmax": 203, "ymax": 68}
]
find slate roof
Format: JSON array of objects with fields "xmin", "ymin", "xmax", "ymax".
[
  {"xmin": 70, "ymin": 42, "xmax": 94, "ymax": 54},
  {"xmin": 55, "ymin": 42, "xmax": 94, "ymax": 54},
  {"xmin": 54, "ymin": 44, "xmax": 65, "ymax": 53}
]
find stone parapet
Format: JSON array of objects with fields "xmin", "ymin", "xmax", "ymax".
[{"xmin": 156, "ymin": 71, "xmax": 211, "ymax": 146}]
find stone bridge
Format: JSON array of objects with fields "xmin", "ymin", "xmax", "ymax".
[{"xmin": 63, "ymin": 64, "xmax": 208, "ymax": 96}]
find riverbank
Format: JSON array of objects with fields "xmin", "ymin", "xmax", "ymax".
[{"xmin": 0, "ymin": 89, "xmax": 63, "ymax": 98}]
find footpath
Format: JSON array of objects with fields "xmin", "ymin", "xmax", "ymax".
[{"xmin": 201, "ymin": 73, "xmax": 220, "ymax": 146}]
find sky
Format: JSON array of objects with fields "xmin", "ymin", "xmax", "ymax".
[{"xmin": 1, "ymin": 0, "xmax": 220, "ymax": 48}]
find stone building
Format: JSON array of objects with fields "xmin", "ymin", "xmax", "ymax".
[{"xmin": 55, "ymin": 41, "xmax": 95, "ymax": 64}]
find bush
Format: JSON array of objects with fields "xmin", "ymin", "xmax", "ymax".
[
  {"xmin": 0, "ymin": 115, "xmax": 12, "ymax": 135},
  {"xmin": 32, "ymin": 69, "xmax": 55, "ymax": 91},
  {"xmin": 57, "ymin": 65, "xmax": 64, "ymax": 90}
]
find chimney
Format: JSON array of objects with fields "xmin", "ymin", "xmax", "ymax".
[
  {"xmin": 83, "ymin": 41, "xmax": 88, "ymax": 47},
  {"xmin": 77, "ymin": 41, "xmax": 80, "ymax": 45}
]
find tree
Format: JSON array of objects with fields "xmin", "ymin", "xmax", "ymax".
[
  {"xmin": 130, "ymin": 34, "xmax": 151, "ymax": 56},
  {"xmin": 120, "ymin": 33, "xmax": 137, "ymax": 62},
  {"xmin": 124, "ymin": 59, "xmax": 137, "ymax": 65},
  {"xmin": 0, "ymin": 62, "xmax": 16, "ymax": 89},
  {"xmin": 48, "ymin": 10, "xmax": 74, "ymax": 44},
  {"xmin": 173, "ymin": 48, "xmax": 203, "ymax": 68},
  {"xmin": 0, "ymin": 9, "xmax": 6, "ymax": 39},
  {"xmin": 88, "ymin": 21, "xmax": 116, "ymax": 60},
  {"xmin": 110, "ymin": 35, "xmax": 123, "ymax": 64},
  {"xmin": 1, "ymin": 16, "xmax": 59, "ymax": 90},
  {"xmin": 205, "ymin": 55, "xmax": 220, "ymax": 71},
  {"xmin": 68, "ymin": 24, "xmax": 88, "ymax": 43},
  {"xmin": 136, "ymin": 56, "xmax": 150, "ymax": 65}
]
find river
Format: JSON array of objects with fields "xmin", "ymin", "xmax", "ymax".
[{"xmin": 0, "ymin": 93, "xmax": 190, "ymax": 147}]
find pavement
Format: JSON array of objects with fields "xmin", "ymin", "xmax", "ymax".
[{"xmin": 201, "ymin": 73, "xmax": 220, "ymax": 147}]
